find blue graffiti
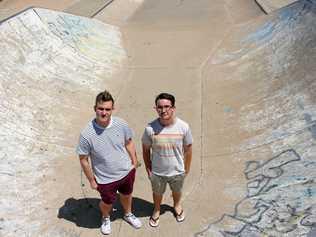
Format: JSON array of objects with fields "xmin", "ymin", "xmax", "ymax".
[{"xmin": 196, "ymin": 149, "xmax": 316, "ymax": 236}]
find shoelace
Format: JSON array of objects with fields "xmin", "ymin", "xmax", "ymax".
[
  {"xmin": 125, "ymin": 213, "xmax": 137, "ymax": 220},
  {"xmin": 102, "ymin": 217, "xmax": 110, "ymax": 224}
]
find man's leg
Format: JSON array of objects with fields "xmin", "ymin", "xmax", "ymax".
[
  {"xmin": 119, "ymin": 193, "xmax": 132, "ymax": 214},
  {"xmin": 118, "ymin": 169, "xmax": 135, "ymax": 214},
  {"xmin": 152, "ymin": 192, "xmax": 163, "ymax": 219},
  {"xmin": 120, "ymin": 193, "xmax": 142, "ymax": 228},
  {"xmin": 172, "ymin": 191, "xmax": 182, "ymax": 214},
  {"xmin": 99, "ymin": 200, "xmax": 113, "ymax": 234},
  {"xmin": 119, "ymin": 169, "xmax": 142, "ymax": 228},
  {"xmin": 99, "ymin": 200, "xmax": 113, "ymax": 218},
  {"xmin": 97, "ymin": 180, "xmax": 120, "ymax": 234},
  {"xmin": 150, "ymin": 174, "xmax": 166, "ymax": 219},
  {"xmin": 169, "ymin": 174, "xmax": 186, "ymax": 222}
]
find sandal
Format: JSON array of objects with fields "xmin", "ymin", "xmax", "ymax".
[
  {"xmin": 149, "ymin": 216, "xmax": 159, "ymax": 227},
  {"xmin": 175, "ymin": 209, "xmax": 185, "ymax": 222}
]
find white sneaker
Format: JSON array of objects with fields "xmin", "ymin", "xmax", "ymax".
[
  {"xmin": 123, "ymin": 213, "xmax": 142, "ymax": 229},
  {"xmin": 100, "ymin": 217, "xmax": 111, "ymax": 235}
]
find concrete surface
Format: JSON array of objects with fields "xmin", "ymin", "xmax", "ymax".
[
  {"xmin": 64, "ymin": 0, "xmax": 114, "ymax": 18},
  {"xmin": 0, "ymin": 0, "xmax": 76, "ymax": 21},
  {"xmin": 0, "ymin": 0, "xmax": 315, "ymax": 236},
  {"xmin": 0, "ymin": 0, "xmax": 115, "ymax": 20},
  {"xmin": 255, "ymin": 0, "xmax": 299, "ymax": 13},
  {"xmin": 0, "ymin": 7, "xmax": 127, "ymax": 237}
]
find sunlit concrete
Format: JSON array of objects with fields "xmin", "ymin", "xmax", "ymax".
[
  {"xmin": 256, "ymin": 0, "xmax": 299, "ymax": 13},
  {"xmin": 0, "ymin": 0, "xmax": 315, "ymax": 236},
  {"xmin": 0, "ymin": 0, "xmax": 114, "ymax": 20}
]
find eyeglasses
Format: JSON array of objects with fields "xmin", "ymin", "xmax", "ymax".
[{"xmin": 156, "ymin": 105, "xmax": 173, "ymax": 111}]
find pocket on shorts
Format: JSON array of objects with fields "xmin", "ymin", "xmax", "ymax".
[
  {"xmin": 176, "ymin": 173, "xmax": 186, "ymax": 180},
  {"xmin": 149, "ymin": 173, "xmax": 161, "ymax": 185},
  {"xmin": 149, "ymin": 172, "xmax": 155, "ymax": 181}
]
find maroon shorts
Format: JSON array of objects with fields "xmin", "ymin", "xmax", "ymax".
[{"xmin": 97, "ymin": 168, "xmax": 136, "ymax": 205}]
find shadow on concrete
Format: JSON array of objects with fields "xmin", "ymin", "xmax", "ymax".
[{"xmin": 58, "ymin": 196, "xmax": 173, "ymax": 228}]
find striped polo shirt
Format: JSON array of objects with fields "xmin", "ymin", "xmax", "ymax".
[{"xmin": 77, "ymin": 116, "xmax": 133, "ymax": 184}]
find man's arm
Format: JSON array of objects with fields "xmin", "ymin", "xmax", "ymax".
[
  {"xmin": 79, "ymin": 155, "xmax": 98, "ymax": 190},
  {"xmin": 142, "ymin": 143, "xmax": 152, "ymax": 176},
  {"xmin": 184, "ymin": 144, "xmax": 192, "ymax": 175},
  {"xmin": 125, "ymin": 138, "xmax": 138, "ymax": 168}
]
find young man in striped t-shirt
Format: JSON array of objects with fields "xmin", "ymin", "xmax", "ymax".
[
  {"xmin": 77, "ymin": 90, "xmax": 142, "ymax": 235},
  {"xmin": 142, "ymin": 93, "xmax": 193, "ymax": 227}
]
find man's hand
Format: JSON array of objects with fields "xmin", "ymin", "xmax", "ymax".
[
  {"xmin": 146, "ymin": 167, "xmax": 152, "ymax": 177},
  {"xmin": 125, "ymin": 139, "xmax": 138, "ymax": 168},
  {"xmin": 184, "ymin": 144, "xmax": 192, "ymax": 176},
  {"xmin": 185, "ymin": 169, "xmax": 190, "ymax": 176},
  {"xmin": 79, "ymin": 155, "xmax": 98, "ymax": 191},
  {"xmin": 142, "ymin": 143, "xmax": 152, "ymax": 178},
  {"xmin": 89, "ymin": 179, "xmax": 98, "ymax": 190}
]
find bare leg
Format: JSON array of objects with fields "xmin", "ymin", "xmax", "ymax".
[
  {"xmin": 99, "ymin": 200, "xmax": 113, "ymax": 218},
  {"xmin": 172, "ymin": 191, "xmax": 182, "ymax": 214},
  {"xmin": 152, "ymin": 193, "xmax": 163, "ymax": 218},
  {"xmin": 119, "ymin": 193, "xmax": 132, "ymax": 214}
]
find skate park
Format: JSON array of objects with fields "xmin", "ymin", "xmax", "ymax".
[{"xmin": 0, "ymin": 0, "xmax": 316, "ymax": 236}]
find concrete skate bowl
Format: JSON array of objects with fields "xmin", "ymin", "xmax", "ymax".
[
  {"xmin": 197, "ymin": 0, "xmax": 316, "ymax": 236},
  {"xmin": 0, "ymin": 0, "xmax": 315, "ymax": 237}
]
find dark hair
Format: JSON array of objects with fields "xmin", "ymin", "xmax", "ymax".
[
  {"xmin": 155, "ymin": 93, "xmax": 175, "ymax": 107},
  {"xmin": 95, "ymin": 90, "xmax": 114, "ymax": 107}
]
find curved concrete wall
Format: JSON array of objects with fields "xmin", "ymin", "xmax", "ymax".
[
  {"xmin": 198, "ymin": 1, "xmax": 316, "ymax": 236},
  {"xmin": 0, "ymin": 8, "xmax": 127, "ymax": 236}
]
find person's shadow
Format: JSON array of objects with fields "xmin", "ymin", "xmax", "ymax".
[{"xmin": 58, "ymin": 196, "xmax": 173, "ymax": 228}]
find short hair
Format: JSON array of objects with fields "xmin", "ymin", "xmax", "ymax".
[
  {"xmin": 95, "ymin": 90, "xmax": 114, "ymax": 107},
  {"xmin": 155, "ymin": 93, "xmax": 175, "ymax": 107}
]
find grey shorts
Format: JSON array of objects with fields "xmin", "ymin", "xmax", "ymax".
[{"xmin": 149, "ymin": 173, "xmax": 185, "ymax": 195}]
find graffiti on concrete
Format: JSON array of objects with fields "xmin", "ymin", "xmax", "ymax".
[{"xmin": 196, "ymin": 149, "xmax": 316, "ymax": 236}]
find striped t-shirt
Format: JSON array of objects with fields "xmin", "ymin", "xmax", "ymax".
[
  {"xmin": 77, "ymin": 116, "xmax": 133, "ymax": 184},
  {"xmin": 142, "ymin": 117, "xmax": 193, "ymax": 176}
]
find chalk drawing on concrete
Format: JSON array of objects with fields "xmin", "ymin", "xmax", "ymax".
[{"xmin": 196, "ymin": 149, "xmax": 316, "ymax": 236}]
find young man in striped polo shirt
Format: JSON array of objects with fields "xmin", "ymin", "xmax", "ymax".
[
  {"xmin": 142, "ymin": 92, "xmax": 193, "ymax": 227},
  {"xmin": 77, "ymin": 90, "xmax": 142, "ymax": 235}
]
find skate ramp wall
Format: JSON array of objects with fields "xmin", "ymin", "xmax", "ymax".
[
  {"xmin": 0, "ymin": 8, "xmax": 127, "ymax": 236},
  {"xmin": 198, "ymin": 0, "xmax": 316, "ymax": 236}
]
